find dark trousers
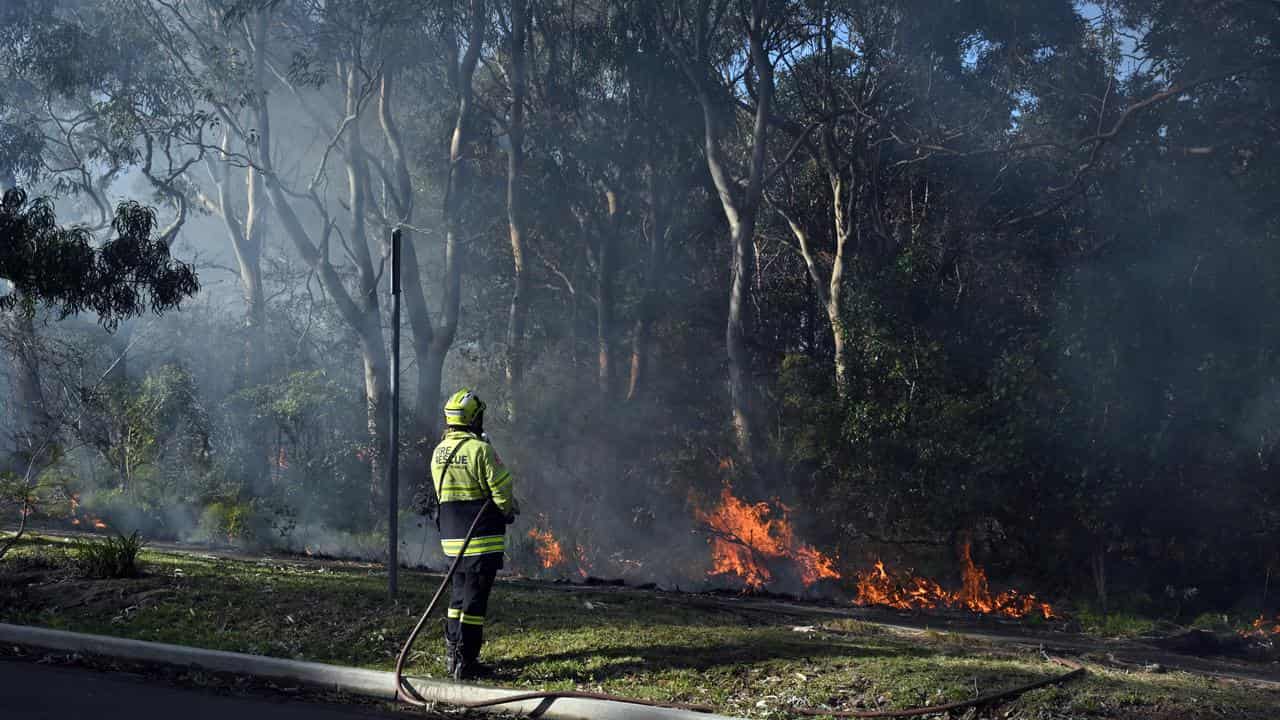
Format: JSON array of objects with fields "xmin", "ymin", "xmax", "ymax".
[{"xmin": 446, "ymin": 567, "xmax": 497, "ymax": 662}]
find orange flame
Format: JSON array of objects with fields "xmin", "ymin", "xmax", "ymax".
[
  {"xmin": 69, "ymin": 493, "xmax": 108, "ymax": 531},
  {"xmin": 854, "ymin": 542, "xmax": 1052, "ymax": 619},
  {"xmin": 1244, "ymin": 615, "xmax": 1280, "ymax": 637},
  {"xmin": 695, "ymin": 484, "xmax": 840, "ymax": 590},
  {"xmin": 528, "ymin": 527, "xmax": 565, "ymax": 569}
]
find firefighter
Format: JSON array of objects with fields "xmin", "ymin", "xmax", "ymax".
[{"xmin": 429, "ymin": 388, "xmax": 517, "ymax": 680}]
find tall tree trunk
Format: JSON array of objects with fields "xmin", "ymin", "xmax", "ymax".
[
  {"xmin": 227, "ymin": 11, "xmax": 275, "ymax": 497},
  {"xmin": 202, "ymin": 128, "xmax": 267, "ymax": 380},
  {"xmin": 242, "ymin": 151, "xmax": 269, "ymax": 383},
  {"xmin": 504, "ymin": 0, "xmax": 529, "ymax": 419},
  {"xmin": 780, "ymin": 205, "xmax": 851, "ymax": 399},
  {"xmin": 205, "ymin": 126, "xmax": 272, "ymax": 494},
  {"xmin": 596, "ymin": 188, "xmax": 619, "ymax": 397},
  {"xmin": 626, "ymin": 177, "xmax": 665, "ymax": 401},
  {"xmin": 827, "ymin": 179, "xmax": 852, "ymax": 399},
  {"xmin": 343, "ymin": 60, "xmax": 390, "ymax": 509},
  {"xmin": 248, "ymin": 7, "xmax": 387, "ymax": 513},
  {"xmin": 1091, "ymin": 545, "xmax": 1109, "ymax": 615},
  {"xmin": 772, "ymin": 13, "xmax": 864, "ymax": 400},
  {"xmin": 626, "ymin": 23, "xmax": 670, "ymax": 404},
  {"xmin": 671, "ymin": 0, "xmax": 774, "ymax": 460},
  {"xmin": 379, "ymin": 69, "xmax": 429, "ymax": 446},
  {"xmin": 386, "ymin": 1, "xmax": 485, "ymax": 440}
]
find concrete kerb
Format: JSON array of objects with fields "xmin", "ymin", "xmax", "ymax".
[{"xmin": 0, "ymin": 623, "xmax": 745, "ymax": 720}]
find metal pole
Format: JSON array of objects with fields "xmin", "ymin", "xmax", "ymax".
[{"xmin": 388, "ymin": 228, "xmax": 402, "ymax": 598}]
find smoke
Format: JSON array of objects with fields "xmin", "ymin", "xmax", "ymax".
[{"xmin": 5, "ymin": 0, "xmax": 1276, "ymax": 619}]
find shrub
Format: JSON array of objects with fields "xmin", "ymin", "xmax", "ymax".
[
  {"xmin": 197, "ymin": 499, "xmax": 255, "ymax": 544},
  {"xmin": 1075, "ymin": 607, "xmax": 1158, "ymax": 638},
  {"xmin": 1190, "ymin": 612, "xmax": 1232, "ymax": 633},
  {"xmin": 74, "ymin": 531, "xmax": 145, "ymax": 578}
]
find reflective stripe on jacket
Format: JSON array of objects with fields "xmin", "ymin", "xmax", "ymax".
[
  {"xmin": 431, "ymin": 429, "xmax": 516, "ymax": 560},
  {"xmin": 431, "ymin": 430, "xmax": 516, "ymax": 512}
]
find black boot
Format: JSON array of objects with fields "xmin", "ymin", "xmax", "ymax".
[
  {"xmin": 453, "ymin": 655, "xmax": 494, "ymax": 680},
  {"xmin": 443, "ymin": 619, "xmax": 459, "ymax": 677},
  {"xmin": 453, "ymin": 636, "xmax": 493, "ymax": 680}
]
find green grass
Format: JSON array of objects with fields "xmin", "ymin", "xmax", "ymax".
[
  {"xmin": 1074, "ymin": 608, "xmax": 1161, "ymax": 638},
  {"xmin": 3, "ymin": 536, "xmax": 1277, "ymax": 719},
  {"xmin": 72, "ymin": 531, "xmax": 146, "ymax": 578}
]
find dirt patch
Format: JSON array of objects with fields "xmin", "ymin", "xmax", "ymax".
[{"xmin": 2, "ymin": 560, "xmax": 177, "ymax": 616}]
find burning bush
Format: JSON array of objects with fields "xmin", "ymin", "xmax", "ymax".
[
  {"xmin": 696, "ymin": 484, "xmax": 840, "ymax": 590},
  {"xmin": 528, "ymin": 526, "xmax": 565, "ymax": 569},
  {"xmin": 1243, "ymin": 615, "xmax": 1280, "ymax": 638},
  {"xmin": 853, "ymin": 542, "xmax": 1053, "ymax": 619},
  {"xmin": 523, "ymin": 518, "xmax": 592, "ymax": 578}
]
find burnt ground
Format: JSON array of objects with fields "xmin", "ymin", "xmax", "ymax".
[
  {"xmin": 10, "ymin": 524, "xmax": 1280, "ymax": 685},
  {"xmin": 683, "ymin": 594, "xmax": 1280, "ymax": 688},
  {"xmin": 3, "ymin": 528, "xmax": 1279, "ymax": 718}
]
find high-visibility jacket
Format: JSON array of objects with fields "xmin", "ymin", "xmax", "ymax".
[{"xmin": 431, "ymin": 429, "xmax": 517, "ymax": 567}]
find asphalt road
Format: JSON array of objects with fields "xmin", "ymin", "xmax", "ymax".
[{"xmin": 0, "ymin": 659, "xmax": 424, "ymax": 720}]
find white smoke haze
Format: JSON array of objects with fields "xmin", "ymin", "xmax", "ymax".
[{"xmin": 3, "ymin": 0, "xmax": 1278, "ymax": 619}]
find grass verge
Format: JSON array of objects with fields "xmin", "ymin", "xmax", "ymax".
[{"xmin": 2, "ymin": 535, "xmax": 1277, "ymax": 719}]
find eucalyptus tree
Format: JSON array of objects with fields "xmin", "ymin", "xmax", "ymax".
[
  {"xmin": 0, "ymin": 0, "xmax": 207, "ymax": 501},
  {"xmin": 0, "ymin": 0, "xmax": 205, "ymax": 236},
  {"xmin": 661, "ymin": 0, "xmax": 798, "ymax": 461},
  {"xmin": 0, "ymin": 188, "xmax": 199, "ymax": 559},
  {"xmin": 385, "ymin": 0, "xmax": 488, "ymax": 440},
  {"xmin": 569, "ymin": 2, "xmax": 705, "ymax": 403},
  {"xmin": 763, "ymin": 0, "xmax": 1089, "ymax": 398},
  {"xmin": 1038, "ymin": 0, "xmax": 1280, "ymax": 607},
  {"xmin": 128, "ymin": 0, "xmax": 398, "ymax": 500},
  {"xmin": 498, "ymin": 0, "xmax": 531, "ymax": 415},
  {"xmin": 524, "ymin": 0, "xmax": 678, "ymax": 400}
]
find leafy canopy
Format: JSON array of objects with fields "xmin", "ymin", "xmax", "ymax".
[{"xmin": 0, "ymin": 188, "xmax": 199, "ymax": 329}]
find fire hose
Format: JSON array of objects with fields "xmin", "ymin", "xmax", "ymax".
[
  {"xmin": 392, "ymin": 499, "xmax": 716, "ymax": 713},
  {"xmin": 392, "ymin": 500, "xmax": 1084, "ymax": 717}
]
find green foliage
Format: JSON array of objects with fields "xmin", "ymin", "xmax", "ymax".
[
  {"xmin": 1074, "ymin": 608, "xmax": 1158, "ymax": 639},
  {"xmin": 197, "ymin": 500, "xmax": 255, "ymax": 545},
  {"xmin": 72, "ymin": 363, "xmax": 211, "ymax": 536},
  {"xmin": 0, "ymin": 471, "xmax": 22, "ymax": 508},
  {"xmin": 234, "ymin": 370, "xmax": 351, "ymax": 431},
  {"xmin": 0, "ymin": 189, "xmax": 199, "ymax": 329},
  {"xmin": 73, "ymin": 531, "xmax": 145, "ymax": 578},
  {"xmin": 1189, "ymin": 613, "xmax": 1233, "ymax": 634}
]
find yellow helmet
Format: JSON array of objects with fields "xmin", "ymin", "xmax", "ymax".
[{"xmin": 444, "ymin": 388, "xmax": 486, "ymax": 428}]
